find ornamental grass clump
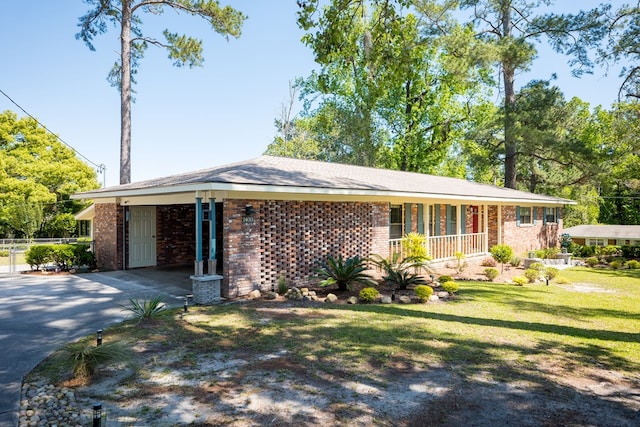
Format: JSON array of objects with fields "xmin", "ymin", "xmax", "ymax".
[
  {"xmin": 414, "ymin": 285, "xmax": 433, "ymax": 302},
  {"xmin": 544, "ymin": 267, "xmax": 559, "ymax": 280},
  {"xmin": 359, "ymin": 287, "xmax": 379, "ymax": 303},
  {"xmin": 524, "ymin": 268, "xmax": 540, "ymax": 283},
  {"xmin": 316, "ymin": 254, "xmax": 375, "ymax": 292},
  {"xmin": 586, "ymin": 257, "xmax": 599, "ymax": 267},
  {"xmin": 62, "ymin": 341, "xmax": 131, "ymax": 381},
  {"xmin": 123, "ymin": 295, "xmax": 171, "ymax": 321},
  {"xmin": 512, "ymin": 276, "xmax": 528, "ymax": 286}
]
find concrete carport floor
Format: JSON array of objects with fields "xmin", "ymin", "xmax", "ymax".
[{"xmin": 0, "ymin": 267, "xmax": 193, "ymax": 427}]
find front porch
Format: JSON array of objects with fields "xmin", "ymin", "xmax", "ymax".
[{"xmin": 390, "ymin": 232, "xmax": 488, "ymax": 261}]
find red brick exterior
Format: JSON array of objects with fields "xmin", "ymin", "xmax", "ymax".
[
  {"xmin": 156, "ymin": 204, "xmax": 198, "ymax": 266},
  {"xmin": 501, "ymin": 206, "xmax": 562, "ymax": 255},
  {"xmin": 93, "ymin": 203, "xmax": 123, "ymax": 270},
  {"xmin": 222, "ymin": 200, "xmax": 389, "ymax": 298}
]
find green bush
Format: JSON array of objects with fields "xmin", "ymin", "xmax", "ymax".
[
  {"xmin": 598, "ymin": 245, "xmax": 619, "ymax": 257},
  {"xmin": 73, "ymin": 244, "xmax": 96, "ymax": 269},
  {"xmin": 25, "ymin": 245, "xmax": 54, "ymax": 270},
  {"xmin": 401, "ymin": 232, "xmax": 430, "ymax": 263},
  {"xmin": 609, "ymin": 260, "xmax": 622, "ymax": 270},
  {"xmin": 62, "ymin": 341, "xmax": 131, "ymax": 380},
  {"xmin": 123, "ymin": 295, "xmax": 170, "ymax": 321},
  {"xmin": 627, "ymin": 260, "xmax": 640, "ymax": 269},
  {"xmin": 277, "ymin": 274, "xmax": 288, "ymax": 295},
  {"xmin": 484, "ymin": 267, "xmax": 499, "ymax": 281},
  {"xmin": 50, "ymin": 244, "xmax": 75, "ymax": 271},
  {"xmin": 509, "ymin": 257, "xmax": 521, "ymax": 267},
  {"xmin": 555, "ymin": 276, "xmax": 571, "ymax": 284},
  {"xmin": 0, "ymin": 250, "xmax": 8, "ymax": 257},
  {"xmin": 441, "ymin": 281, "xmax": 459, "ymax": 294},
  {"xmin": 490, "ymin": 245, "xmax": 514, "ymax": 272},
  {"xmin": 544, "ymin": 267, "xmax": 559, "ymax": 280},
  {"xmin": 512, "ymin": 276, "xmax": 528, "ymax": 286},
  {"xmin": 585, "ymin": 257, "xmax": 599, "ymax": 267},
  {"xmin": 524, "ymin": 269, "xmax": 540, "ymax": 283},
  {"xmin": 370, "ymin": 253, "xmax": 428, "ymax": 290},
  {"xmin": 621, "ymin": 245, "xmax": 640, "ymax": 259},
  {"xmin": 383, "ymin": 268, "xmax": 428, "ymax": 290},
  {"xmin": 359, "ymin": 287, "xmax": 379, "ymax": 303},
  {"xmin": 528, "ymin": 262, "xmax": 545, "ymax": 271},
  {"xmin": 534, "ymin": 249, "xmax": 547, "ymax": 259},
  {"xmin": 414, "ymin": 285, "xmax": 433, "ymax": 302},
  {"xmin": 438, "ymin": 275, "xmax": 453, "ymax": 284},
  {"xmin": 316, "ymin": 255, "xmax": 376, "ymax": 292}
]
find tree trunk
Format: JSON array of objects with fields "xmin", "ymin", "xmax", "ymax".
[
  {"xmin": 502, "ymin": 3, "xmax": 517, "ymax": 189},
  {"xmin": 120, "ymin": 0, "xmax": 132, "ymax": 184}
]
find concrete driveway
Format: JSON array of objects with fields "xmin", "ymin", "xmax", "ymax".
[{"xmin": 0, "ymin": 269, "xmax": 192, "ymax": 427}]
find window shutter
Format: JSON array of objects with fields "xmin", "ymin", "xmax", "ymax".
[
  {"xmin": 557, "ymin": 207, "xmax": 561, "ymax": 221},
  {"xmin": 434, "ymin": 205, "xmax": 441, "ymax": 236},
  {"xmin": 533, "ymin": 207, "xmax": 537, "ymax": 225},
  {"xmin": 446, "ymin": 205, "xmax": 452, "ymax": 235},
  {"xmin": 417, "ymin": 204, "xmax": 424, "ymax": 234},
  {"xmin": 516, "ymin": 206, "xmax": 521, "ymax": 226},
  {"xmin": 404, "ymin": 203, "xmax": 412, "ymax": 234},
  {"xmin": 461, "ymin": 204, "xmax": 466, "ymax": 234}
]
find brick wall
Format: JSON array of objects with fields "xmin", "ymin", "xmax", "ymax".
[
  {"xmin": 94, "ymin": 203, "xmax": 123, "ymax": 270},
  {"xmin": 156, "ymin": 205, "xmax": 197, "ymax": 266},
  {"xmin": 502, "ymin": 206, "xmax": 562, "ymax": 256},
  {"xmin": 222, "ymin": 199, "xmax": 389, "ymax": 298}
]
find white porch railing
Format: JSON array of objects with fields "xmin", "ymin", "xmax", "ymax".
[{"xmin": 389, "ymin": 233, "xmax": 486, "ymax": 261}]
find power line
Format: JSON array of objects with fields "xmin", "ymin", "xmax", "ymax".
[{"xmin": 0, "ymin": 88, "xmax": 106, "ymax": 184}]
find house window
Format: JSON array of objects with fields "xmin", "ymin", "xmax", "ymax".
[
  {"xmin": 518, "ymin": 207, "xmax": 532, "ymax": 225},
  {"xmin": 587, "ymin": 238, "xmax": 606, "ymax": 247},
  {"xmin": 446, "ymin": 205, "xmax": 457, "ymax": 235},
  {"xmin": 78, "ymin": 220, "xmax": 91, "ymax": 237},
  {"xmin": 544, "ymin": 207, "xmax": 557, "ymax": 223},
  {"xmin": 390, "ymin": 205, "xmax": 403, "ymax": 239}
]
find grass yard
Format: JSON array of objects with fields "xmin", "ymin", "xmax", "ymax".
[{"xmin": 28, "ymin": 267, "xmax": 640, "ymax": 426}]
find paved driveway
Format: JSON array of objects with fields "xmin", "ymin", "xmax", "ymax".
[{"xmin": 0, "ymin": 270, "xmax": 190, "ymax": 427}]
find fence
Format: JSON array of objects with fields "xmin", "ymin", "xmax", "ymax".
[{"xmin": 0, "ymin": 238, "xmax": 93, "ymax": 274}]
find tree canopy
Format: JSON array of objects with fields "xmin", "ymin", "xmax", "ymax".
[{"xmin": 0, "ymin": 111, "xmax": 100, "ymax": 238}]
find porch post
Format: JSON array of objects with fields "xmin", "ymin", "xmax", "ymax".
[
  {"xmin": 195, "ymin": 196, "xmax": 203, "ymax": 276},
  {"xmin": 483, "ymin": 204, "xmax": 489, "ymax": 253},
  {"xmin": 456, "ymin": 204, "xmax": 462, "ymax": 253},
  {"xmin": 208, "ymin": 197, "xmax": 217, "ymax": 274},
  {"xmin": 497, "ymin": 205, "xmax": 503, "ymax": 244}
]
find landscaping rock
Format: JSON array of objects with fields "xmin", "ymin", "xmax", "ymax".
[
  {"xmin": 325, "ymin": 293, "xmax": 338, "ymax": 303},
  {"xmin": 437, "ymin": 291, "xmax": 449, "ymax": 298},
  {"xmin": 248, "ymin": 289, "xmax": 262, "ymax": 299},
  {"xmin": 265, "ymin": 291, "xmax": 277, "ymax": 300},
  {"xmin": 398, "ymin": 295, "xmax": 412, "ymax": 304},
  {"xmin": 429, "ymin": 295, "xmax": 440, "ymax": 302},
  {"xmin": 347, "ymin": 296, "xmax": 358, "ymax": 304},
  {"xmin": 380, "ymin": 296, "xmax": 392, "ymax": 304}
]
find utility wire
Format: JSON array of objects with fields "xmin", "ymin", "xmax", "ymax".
[{"xmin": 0, "ymin": 88, "xmax": 106, "ymax": 180}]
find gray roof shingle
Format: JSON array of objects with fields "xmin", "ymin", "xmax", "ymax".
[
  {"xmin": 76, "ymin": 155, "xmax": 572, "ymax": 204},
  {"xmin": 563, "ymin": 225, "xmax": 640, "ymax": 239}
]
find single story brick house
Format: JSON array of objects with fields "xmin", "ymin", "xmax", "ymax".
[
  {"xmin": 563, "ymin": 225, "xmax": 640, "ymax": 247},
  {"xmin": 72, "ymin": 155, "xmax": 572, "ymax": 298}
]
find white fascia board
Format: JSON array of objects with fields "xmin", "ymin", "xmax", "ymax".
[{"xmin": 72, "ymin": 182, "xmax": 574, "ymax": 205}]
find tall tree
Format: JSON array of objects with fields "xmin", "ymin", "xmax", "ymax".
[
  {"xmin": 77, "ymin": 1, "xmax": 245, "ymax": 184},
  {"xmin": 451, "ymin": 0, "xmax": 606, "ymax": 188}
]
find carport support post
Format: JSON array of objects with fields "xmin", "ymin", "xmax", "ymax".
[
  {"xmin": 195, "ymin": 197, "xmax": 203, "ymax": 276},
  {"xmin": 208, "ymin": 197, "xmax": 217, "ymax": 275}
]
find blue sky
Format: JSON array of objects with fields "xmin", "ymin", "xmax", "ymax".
[{"xmin": 0, "ymin": 1, "xmax": 626, "ymax": 187}]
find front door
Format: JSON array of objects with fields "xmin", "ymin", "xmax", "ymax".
[
  {"xmin": 129, "ymin": 206, "xmax": 157, "ymax": 268},
  {"xmin": 471, "ymin": 206, "xmax": 479, "ymax": 234}
]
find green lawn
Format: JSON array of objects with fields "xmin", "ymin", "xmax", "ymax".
[{"xmin": 32, "ymin": 266, "xmax": 640, "ymax": 425}]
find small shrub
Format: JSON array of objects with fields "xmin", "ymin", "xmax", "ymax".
[
  {"xmin": 414, "ymin": 285, "xmax": 433, "ymax": 302},
  {"xmin": 509, "ymin": 257, "xmax": 521, "ymax": 267},
  {"xmin": 609, "ymin": 260, "xmax": 622, "ymax": 270},
  {"xmin": 50, "ymin": 244, "xmax": 75, "ymax": 271},
  {"xmin": 490, "ymin": 244, "xmax": 514, "ymax": 272},
  {"xmin": 534, "ymin": 249, "xmax": 547, "ymax": 259},
  {"xmin": 441, "ymin": 281, "xmax": 459, "ymax": 294},
  {"xmin": 454, "ymin": 251, "xmax": 467, "ymax": 273},
  {"xmin": 73, "ymin": 244, "xmax": 96, "ymax": 269},
  {"xmin": 481, "ymin": 257, "xmax": 497, "ymax": 267},
  {"xmin": 512, "ymin": 276, "xmax": 528, "ymax": 286},
  {"xmin": 585, "ymin": 257, "xmax": 599, "ymax": 267},
  {"xmin": 25, "ymin": 245, "xmax": 54, "ymax": 270},
  {"xmin": 384, "ymin": 268, "xmax": 428, "ymax": 290},
  {"xmin": 438, "ymin": 275, "xmax": 453, "ymax": 284},
  {"xmin": 277, "ymin": 274, "xmax": 288, "ymax": 295},
  {"xmin": 523, "ymin": 269, "xmax": 540, "ymax": 283},
  {"xmin": 316, "ymin": 254, "xmax": 376, "ymax": 292},
  {"xmin": 543, "ymin": 267, "xmax": 559, "ymax": 280},
  {"xmin": 484, "ymin": 267, "xmax": 499, "ymax": 281},
  {"xmin": 62, "ymin": 341, "xmax": 131, "ymax": 380},
  {"xmin": 599, "ymin": 245, "xmax": 619, "ymax": 257},
  {"xmin": 123, "ymin": 295, "xmax": 170, "ymax": 321},
  {"xmin": 359, "ymin": 287, "xmax": 379, "ymax": 303},
  {"xmin": 555, "ymin": 276, "xmax": 571, "ymax": 284},
  {"xmin": 0, "ymin": 250, "xmax": 8, "ymax": 257},
  {"xmin": 528, "ymin": 262, "xmax": 545, "ymax": 271},
  {"xmin": 628, "ymin": 260, "xmax": 640, "ymax": 269},
  {"xmin": 402, "ymin": 232, "xmax": 431, "ymax": 263}
]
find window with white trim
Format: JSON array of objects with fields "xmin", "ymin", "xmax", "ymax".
[
  {"xmin": 518, "ymin": 206, "xmax": 532, "ymax": 225},
  {"xmin": 544, "ymin": 207, "xmax": 557, "ymax": 223},
  {"xmin": 587, "ymin": 238, "xmax": 606, "ymax": 247},
  {"xmin": 390, "ymin": 205, "xmax": 403, "ymax": 239}
]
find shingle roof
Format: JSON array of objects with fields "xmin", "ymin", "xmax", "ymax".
[
  {"xmin": 76, "ymin": 155, "xmax": 572, "ymax": 204},
  {"xmin": 563, "ymin": 225, "xmax": 640, "ymax": 239}
]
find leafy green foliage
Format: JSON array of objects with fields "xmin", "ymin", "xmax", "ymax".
[
  {"xmin": 383, "ymin": 268, "xmax": 428, "ymax": 291},
  {"xmin": 316, "ymin": 255, "xmax": 376, "ymax": 292},
  {"xmin": 586, "ymin": 257, "xmax": 599, "ymax": 267},
  {"xmin": 528, "ymin": 262, "xmax": 545, "ymax": 271},
  {"xmin": 627, "ymin": 260, "xmax": 640, "ymax": 269},
  {"xmin": 25, "ymin": 245, "xmax": 52, "ymax": 270},
  {"xmin": 512, "ymin": 276, "xmax": 528, "ymax": 286},
  {"xmin": 277, "ymin": 274, "xmax": 288, "ymax": 295},
  {"xmin": 123, "ymin": 295, "xmax": 170, "ymax": 321},
  {"xmin": 544, "ymin": 267, "xmax": 560, "ymax": 280},
  {"xmin": 484, "ymin": 267, "xmax": 499, "ymax": 281},
  {"xmin": 438, "ymin": 275, "xmax": 453, "ymax": 284},
  {"xmin": 370, "ymin": 253, "xmax": 428, "ymax": 290},
  {"xmin": 358, "ymin": 287, "xmax": 379, "ymax": 303},
  {"xmin": 402, "ymin": 233, "xmax": 431, "ymax": 263},
  {"xmin": 61, "ymin": 341, "xmax": 131, "ymax": 380},
  {"xmin": 509, "ymin": 257, "xmax": 521, "ymax": 267},
  {"xmin": 609, "ymin": 261, "xmax": 622, "ymax": 270},
  {"xmin": 441, "ymin": 281, "xmax": 459, "ymax": 294},
  {"xmin": 414, "ymin": 285, "xmax": 433, "ymax": 302},
  {"xmin": 524, "ymin": 269, "xmax": 540, "ymax": 283},
  {"xmin": 490, "ymin": 245, "xmax": 514, "ymax": 272}
]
